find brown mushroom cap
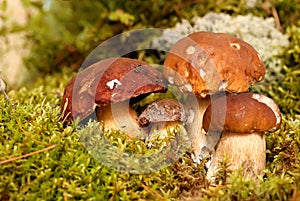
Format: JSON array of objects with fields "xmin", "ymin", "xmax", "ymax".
[
  {"xmin": 139, "ymin": 98, "xmax": 187, "ymax": 125},
  {"xmin": 164, "ymin": 32, "xmax": 266, "ymax": 97},
  {"xmin": 202, "ymin": 93, "xmax": 281, "ymax": 133},
  {"xmin": 61, "ymin": 57, "xmax": 167, "ymax": 121}
]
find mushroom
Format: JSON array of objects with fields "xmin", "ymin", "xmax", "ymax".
[
  {"xmin": 163, "ymin": 32, "xmax": 266, "ymax": 163},
  {"xmin": 61, "ymin": 57, "xmax": 167, "ymax": 139},
  {"xmin": 202, "ymin": 93, "xmax": 281, "ymax": 181},
  {"xmin": 138, "ymin": 98, "xmax": 188, "ymax": 144}
]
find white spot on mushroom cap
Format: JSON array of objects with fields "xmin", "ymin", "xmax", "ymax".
[
  {"xmin": 199, "ymin": 69, "xmax": 206, "ymax": 79},
  {"xmin": 200, "ymin": 91, "xmax": 208, "ymax": 98},
  {"xmin": 168, "ymin": 76, "xmax": 174, "ymax": 84},
  {"xmin": 106, "ymin": 79, "xmax": 122, "ymax": 90},
  {"xmin": 251, "ymin": 93, "xmax": 281, "ymax": 125},
  {"xmin": 230, "ymin": 42, "xmax": 240, "ymax": 50},
  {"xmin": 186, "ymin": 46, "xmax": 195, "ymax": 55},
  {"xmin": 185, "ymin": 83, "xmax": 193, "ymax": 92}
]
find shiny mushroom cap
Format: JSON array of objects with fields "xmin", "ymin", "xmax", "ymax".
[
  {"xmin": 202, "ymin": 93, "xmax": 281, "ymax": 133},
  {"xmin": 61, "ymin": 57, "xmax": 167, "ymax": 121},
  {"xmin": 164, "ymin": 32, "xmax": 266, "ymax": 97},
  {"xmin": 138, "ymin": 98, "xmax": 187, "ymax": 125}
]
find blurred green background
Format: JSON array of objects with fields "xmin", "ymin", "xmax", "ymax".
[{"xmin": 1, "ymin": 0, "xmax": 299, "ymax": 86}]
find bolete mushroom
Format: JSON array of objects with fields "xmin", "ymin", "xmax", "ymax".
[
  {"xmin": 163, "ymin": 32, "xmax": 266, "ymax": 163},
  {"xmin": 202, "ymin": 93, "xmax": 281, "ymax": 181},
  {"xmin": 138, "ymin": 98, "xmax": 188, "ymax": 143},
  {"xmin": 61, "ymin": 57, "xmax": 167, "ymax": 139}
]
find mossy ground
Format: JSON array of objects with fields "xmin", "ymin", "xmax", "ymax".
[{"xmin": 0, "ymin": 60, "xmax": 299, "ymax": 201}]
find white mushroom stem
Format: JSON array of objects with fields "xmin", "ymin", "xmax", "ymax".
[
  {"xmin": 96, "ymin": 101, "xmax": 147, "ymax": 139},
  {"xmin": 206, "ymin": 132, "xmax": 266, "ymax": 182},
  {"xmin": 185, "ymin": 95, "xmax": 214, "ymax": 163}
]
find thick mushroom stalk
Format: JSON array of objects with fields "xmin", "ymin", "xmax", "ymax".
[
  {"xmin": 202, "ymin": 93, "xmax": 282, "ymax": 181},
  {"xmin": 96, "ymin": 101, "xmax": 147, "ymax": 139},
  {"xmin": 138, "ymin": 98, "xmax": 188, "ymax": 146},
  {"xmin": 207, "ymin": 131, "xmax": 266, "ymax": 180}
]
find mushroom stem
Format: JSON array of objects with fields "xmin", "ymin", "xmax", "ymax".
[
  {"xmin": 96, "ymin": 101, "xmax": 147, "ymax": 139},
  {"xmin": 206, "ymin": 131, "xmax": 266, "ymax": 182},
  {"xmin": 185, "ymin": 95, "xmax": 213, "ymax": 163}
]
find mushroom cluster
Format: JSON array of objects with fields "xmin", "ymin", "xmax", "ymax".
[
  {"xmin": 61, "ymin": 57, "xmax": 188, "ymax": 141},
  {"xmin": 61, "ymin": 31, "xmax": 282, "ymax": 181},
  {"xmin": 162, "ymin": 32, "xmax": 282, "ymax": 181}
]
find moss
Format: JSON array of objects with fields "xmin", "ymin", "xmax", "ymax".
[
  {"xmin": 0, "ymin": 62, "xmax": 299, "ymax": 200},
  {"xmin": 0, "ymin": 71, "xmax": 206, "ymax": 200}
]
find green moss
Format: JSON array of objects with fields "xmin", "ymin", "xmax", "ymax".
[
  {"xmin": 0, "ymin": 63, "xmax": 299, "ymax": 200},
  {"xmin": 0, "ymin": 71, "xmax": 206, "ymax": 200}
]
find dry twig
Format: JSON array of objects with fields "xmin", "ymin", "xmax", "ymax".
[{"xmin": 0, "ymin": 144, "xmax": 58, "ymax": 165}]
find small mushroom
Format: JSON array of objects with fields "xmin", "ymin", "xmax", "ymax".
[
  {"xmin": 61, "ymin": 57, "xmax": 167, "ymax": 139},
  {"xmin": 163, "ymin": 32, "xmax": 266, "ymax": 163},
  {"xmin": 202, "ymin": 93, "xmax": 281, "ymax": 181},
  {"xmin": 138, "ymin": 98, "xmax": 188, "ymax": 142}
]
